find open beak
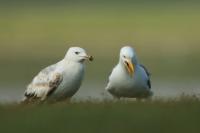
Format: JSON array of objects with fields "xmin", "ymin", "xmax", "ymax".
[{"xmin": 124, "ymin": 58, "xmax": 134, "ymax": 76}]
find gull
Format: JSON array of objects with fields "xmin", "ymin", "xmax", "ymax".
[
  {"xmin": 22, "ymin": 47, "xmax": 93, "ymax": 103},
  {"xmin": 105, "ymin": 46, "xmax": 152, "ymax": 100}
]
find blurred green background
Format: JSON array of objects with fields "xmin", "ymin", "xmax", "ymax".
[
  {"xmin": 0, "ymin": 1, "xmax": 200, "ymax": 133},
  {"xmin": 1, "ymin": 0, "xmax": 200, "ymax": 85},
  {"xmin": 0, "ymin": 0, "xmax": 200, "ymax": 94}
]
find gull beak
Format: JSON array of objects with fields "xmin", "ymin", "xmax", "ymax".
[
  {"xmin": 124, "ymin": 58, "xmax": 134, "ymax": 76},
  {"xmin": 88, "ymin": 55, "xmax": 94, "ymax": 61},
  {"xmin": 82, "ymin": 54, "xmax": 94, "ymax": 61}
]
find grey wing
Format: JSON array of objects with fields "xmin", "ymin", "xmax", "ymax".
[
  {"xmin": 23, "ymin": 64, "xmax": 63, "ymax": 102},
  {"xmin": 140, "ymin": 64, "xmax": 151, "ymax": 89}
]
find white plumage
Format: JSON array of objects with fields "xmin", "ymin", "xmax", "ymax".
[
  {"xmin": 23, "ymin": 47, "xmax": 93, "ymax": 102},
  {"xmin": 105, "ymin": 46, "xmax": 152, "ymax": 99}
]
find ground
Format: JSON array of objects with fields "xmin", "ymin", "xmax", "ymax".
[{"xmin": 0, "ymin": 99, "xmax": 200, "ymax": 133}]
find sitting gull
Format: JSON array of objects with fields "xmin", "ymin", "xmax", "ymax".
[
  {"xmin": 105, "ymin": 46, "xmax": 152, "ymax": 99},
  {"xmin": 22, "ymin": 47, "xmax": 93, "ymax": 102}
]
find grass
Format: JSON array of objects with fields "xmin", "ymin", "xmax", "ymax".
[{"xmin": 0, "ymin": 99, "xmax": 200, "ymax": 133}]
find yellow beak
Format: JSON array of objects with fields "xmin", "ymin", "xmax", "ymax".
[{"xmin": 124, "ymin": 59, "xmax": 134, "ymax": 76}]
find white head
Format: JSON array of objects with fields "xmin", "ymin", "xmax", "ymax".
[
  {"xmin": 65, "ymin": 47, "xmax": 93, "ymax": 63},
  {"xmin": 119, "ymin": 46, "xmax": 138, "ymax": 76}
]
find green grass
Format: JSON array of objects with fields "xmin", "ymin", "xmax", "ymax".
[{"xmin": 0, "ymin": 100, "xmax": 200, "ymax": 133}]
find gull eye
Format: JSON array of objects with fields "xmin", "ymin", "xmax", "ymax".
[
  {"xmin": 123, "ymin": 55, "xmax": 126, "ymax": 58},
  {"xmin": 75, "ymin": 52, "xmax": 80, "ymax": 55}
]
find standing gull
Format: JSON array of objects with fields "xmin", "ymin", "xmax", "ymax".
[
  {"xmin": 105, "ymin": 46, "xmax": 152, "ymax": 99},
  {"xmin": 22, "ymin": 47, "xmax": 93, "ymax": 102}
]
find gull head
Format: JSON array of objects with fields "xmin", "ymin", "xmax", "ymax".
[
  {"xmin": 119, "ymin": 46, "xmax": 138, "ymax": 76},
  {"xmin": 65, "ymin": 47, "xmax": 93, "ymax": 63}
]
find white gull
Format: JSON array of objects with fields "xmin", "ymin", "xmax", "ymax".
[
  {"xmin": 105, "ymin": 46, "xmax": 152, "ymax": 99},
  {"xmin": 23, "ymin": 47, "xmax": 93, "ymax": 102}
]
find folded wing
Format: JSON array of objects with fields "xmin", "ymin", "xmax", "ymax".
[
  {"xmin": 23, "ymin": 65, "xmax": 63, "ymax": 102},
  {"xmin": 140, "ymin": 64, "xmax": 151, "ymax": 89}
]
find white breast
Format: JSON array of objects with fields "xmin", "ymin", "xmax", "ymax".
[
  {"xmin": 50, "ymin": 62, "xmax": 85, "ymax": 99},
  {"xmin": 107, "ymin": 64, "xmax": 149, "ymax": 97},
  {"xmin": 109, "ymin": 64, "xmax": 133, "ymax": 88}
]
